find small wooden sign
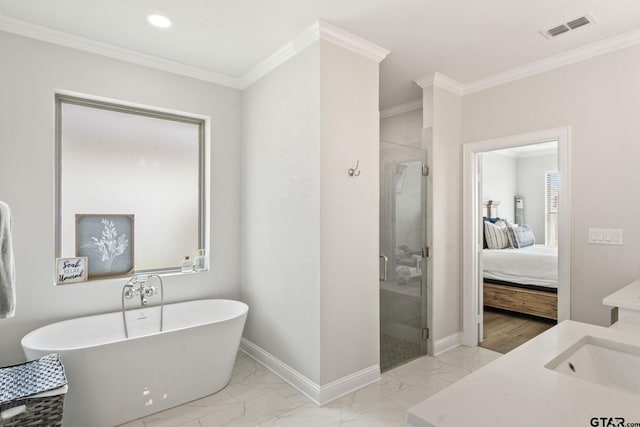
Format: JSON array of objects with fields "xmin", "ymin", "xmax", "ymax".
[{"xmin": 55, "ymin": 257, "xmax": 88, "ymax": 285}]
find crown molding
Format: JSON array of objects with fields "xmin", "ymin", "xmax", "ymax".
[
  {"xmin": 240, "ymin": 20, "xmax": 390, "ymax": 88},
  {"xmin": 0, "ymin": 13, "xmax": 242, "ymax": 89},
  {"xmin": 0, "ymin": 12, "xmax": 390, "ymax": 91},
  {"xmin": 414, "ymin": 72, "xmax": 464, "ymax": 96},
  {"xmin": 464, "ymin": 27, "xmax": 640, "ymax": 94},
  {"xmin": 414, "ymin": 28, "xmax": 640, "ymax": 97},
  {"xmin": 238, "ymin": 21, "xmax": 320, "ymax": 88},
  {"xmin": 4, "ymin": 9, "xmax": 637, "ymax": 98},
  {"xmin": 317, "ymin": 20, "xmax": 390, "ymax": 63},
  {"xmin": 380, "ymin": 98, "xmax": 422, "ymax": 119}
]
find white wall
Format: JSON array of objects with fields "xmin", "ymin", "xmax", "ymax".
[
  {"xmin": 380, "ymin": 108, "xmax": 423, "ymax": 146},
  {"xmin": 428, "ymin": 86, "xmax": 463, "ymax": 341},
  {"xmin": 241, "ymin": 41, "xmax": 322, "ymax": 383},
  {"xmin": 516, "ymin": 154, "xmax": 557, "ymax": 243},
  {"xmin": 241, "ymin": 39, "xmax": 380, "ymax": 387},
  {"xmin": 241, "ymin": 40, "xmax": 379, "ymax": 386},
  {"xmin": 0, "ymin": 31, "xmax": 242, "ymax": 365},
  {"xmin": 481, "ymin": 152, "xmax": 557, "ymax": 242},
  {"xmin": 463, "ymin": 44, "xmax": 640, "ymax": 326},
  {"xmin": 482, "ymin": 152, "xmax": 516, "ymax": 221},
  {"xmin": 319, "ymin": 40, "xmax": 380, "ymax": 383}
]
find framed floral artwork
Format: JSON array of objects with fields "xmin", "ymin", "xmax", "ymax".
[{"xmin": 76, "ymin": 214, "xmax": 134, "ymax": 279}]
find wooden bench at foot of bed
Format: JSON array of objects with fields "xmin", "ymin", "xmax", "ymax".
[{"xmin": 483, "ymin": 282, "xmax": 557, "ymax": 320}]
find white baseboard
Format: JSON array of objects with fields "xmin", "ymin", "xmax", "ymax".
[
  {"xmin": 433, "ymin": 332, "xmax": 462, "ymax": 356},
  {"xmin": 239, "ymin": 338, "xmax": 380, "ymax": 406},
  {"xmin": 239, "ymin": 338, "xmax": 321, "ymax": 404},
  {"xmin": 318, "ymin": 363, "xmax": 380, "ymax": 405}
]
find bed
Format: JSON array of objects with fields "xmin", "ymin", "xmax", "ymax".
[{"xmin": 482, "ymin": 244, "xmax": 558, "ymax": 320}]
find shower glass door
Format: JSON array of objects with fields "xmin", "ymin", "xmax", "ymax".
[{"xmin": 380, "ymin": 141, "xmax": 427, "ymax": 371}]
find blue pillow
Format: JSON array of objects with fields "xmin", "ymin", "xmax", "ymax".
[
  {"xmin": 506, "ymin": 223, "xmax": 535, "ymax": 248},
  {"xmin": 482, "ymin": 217, "xmax": 501, "ymax": 249}
]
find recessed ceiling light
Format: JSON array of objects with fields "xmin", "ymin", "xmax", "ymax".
[{"xmin": 147, "ymin": 14, "xmax": 171, "ymax": 29}]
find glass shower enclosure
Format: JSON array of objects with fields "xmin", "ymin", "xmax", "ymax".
[{"xmin": 380, "ymin": 141, "xmax": 428, "ymax": 371}]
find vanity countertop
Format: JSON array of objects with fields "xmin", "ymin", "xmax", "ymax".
[
  {"xmin": 408, "ymin": 320, "xmax": 640, "ymax": 427},
  {"xmin": 603, "ymin": 278, "xmax": 640, "ymax": 311}
]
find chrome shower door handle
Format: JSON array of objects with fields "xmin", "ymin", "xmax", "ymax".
[{"xmin": 379, "ymin": 255, "xmax": 388, "ymax": 282}]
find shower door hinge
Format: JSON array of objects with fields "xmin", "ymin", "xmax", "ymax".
[
  {"xmin": 422, "ymin": 164, "xmax": 429, "ymax": 176},
  {"xmin": 421, "ymin": 246, "xmax": 430, "ymax": 258},
  {"xmin": 422, "ymin": 327, "xmax": 430, "ymax": 340}
]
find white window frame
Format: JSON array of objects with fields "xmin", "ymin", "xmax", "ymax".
[{"xmin": 545, "ymin": 170, "xmax": 559, "ymax": 247}]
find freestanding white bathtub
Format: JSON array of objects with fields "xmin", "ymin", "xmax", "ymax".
[{"xmin": 21, "ymin": 299, "xmax": 248, "ymax": 427}]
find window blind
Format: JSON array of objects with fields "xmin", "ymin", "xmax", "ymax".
[{"xmin": 545, "ymin": 171, "xmax": 559, "ymax": 246}]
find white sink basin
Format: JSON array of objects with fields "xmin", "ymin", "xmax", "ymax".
[{"xmin": 545, "ymin": 335, "xmax": 640, "ymax": 395}]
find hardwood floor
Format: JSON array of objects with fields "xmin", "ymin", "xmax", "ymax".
[{"xmin": 479, "ymin": 307, "xmax": 556, "ymax": 354}]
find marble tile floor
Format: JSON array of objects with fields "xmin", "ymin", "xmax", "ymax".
[{"xmin": 119, "ymin": 346, "xmax": 501, "ymax": 427}]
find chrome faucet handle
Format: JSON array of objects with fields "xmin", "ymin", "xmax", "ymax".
[
  {"xmin": 143, "ymin": 286, "xmax": 156, "ymax": 297},
  {"xmin": 123, "ymin": 285, "xmax": 136, "ymax": 299}
]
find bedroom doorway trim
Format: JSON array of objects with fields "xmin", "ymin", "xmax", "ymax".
[{"xmin": 461, "ymin": 126, "xmax": 571, "ymax": 346}]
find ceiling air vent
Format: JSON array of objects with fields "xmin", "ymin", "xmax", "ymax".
[
  {"xmin": 567, "ymin": 16, "xmax": 591, "ymax": 29},
  {"xmin": 541, "ymin": 13, "xmax": 596, "ymax": 39},
  {"xmin": 547, "ymin": 25, "xmax": 570, "ymax": 37}
]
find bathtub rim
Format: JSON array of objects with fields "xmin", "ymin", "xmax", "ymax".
[{"xmin": 21, "ymin": 298, "xmax": 248, "ymax": 354}]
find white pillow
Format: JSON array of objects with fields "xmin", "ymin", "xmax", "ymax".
[{"xmin": 484, "ymin": 220, "xmax": 510, "ymax": 249}]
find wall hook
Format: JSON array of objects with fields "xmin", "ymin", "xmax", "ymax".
[{"xmin": 348, "ymin": 160, "xmax": 361, "ymax": 177}]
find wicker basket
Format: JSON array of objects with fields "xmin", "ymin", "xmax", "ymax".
[{"xmin": 0, "ymin": 354, "xmax": 68, "ymax": 427}]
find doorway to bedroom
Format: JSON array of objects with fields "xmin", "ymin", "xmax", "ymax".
[
  {"xmin": 461, "ymin": 126, "xmax": 571, "ymax": 352},
  {"xmin": 478, "ymin": 142, "xmax": 558, "ymax": 353}
]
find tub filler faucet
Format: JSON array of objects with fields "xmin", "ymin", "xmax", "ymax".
[
  {"xmin": 123, "ymin": 275, "xmax": 157, "ymax": 306},
  {"xmin": 121, "ymin": 274, "xmax": 164, "ymax": 338}
]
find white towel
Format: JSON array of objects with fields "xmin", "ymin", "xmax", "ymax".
[{"xmin": 0, "ymin": 201, "xmax": 16, "ymax": 318}]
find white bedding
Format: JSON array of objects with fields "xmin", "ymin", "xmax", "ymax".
[{"xmin": 483, "ymin": 244, "xmax": 557, "ymax": 289}]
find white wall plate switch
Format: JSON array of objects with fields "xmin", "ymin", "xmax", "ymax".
[{"xmin": 588, "ymin": 228, "xmax": 623, "ymax": 245}]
